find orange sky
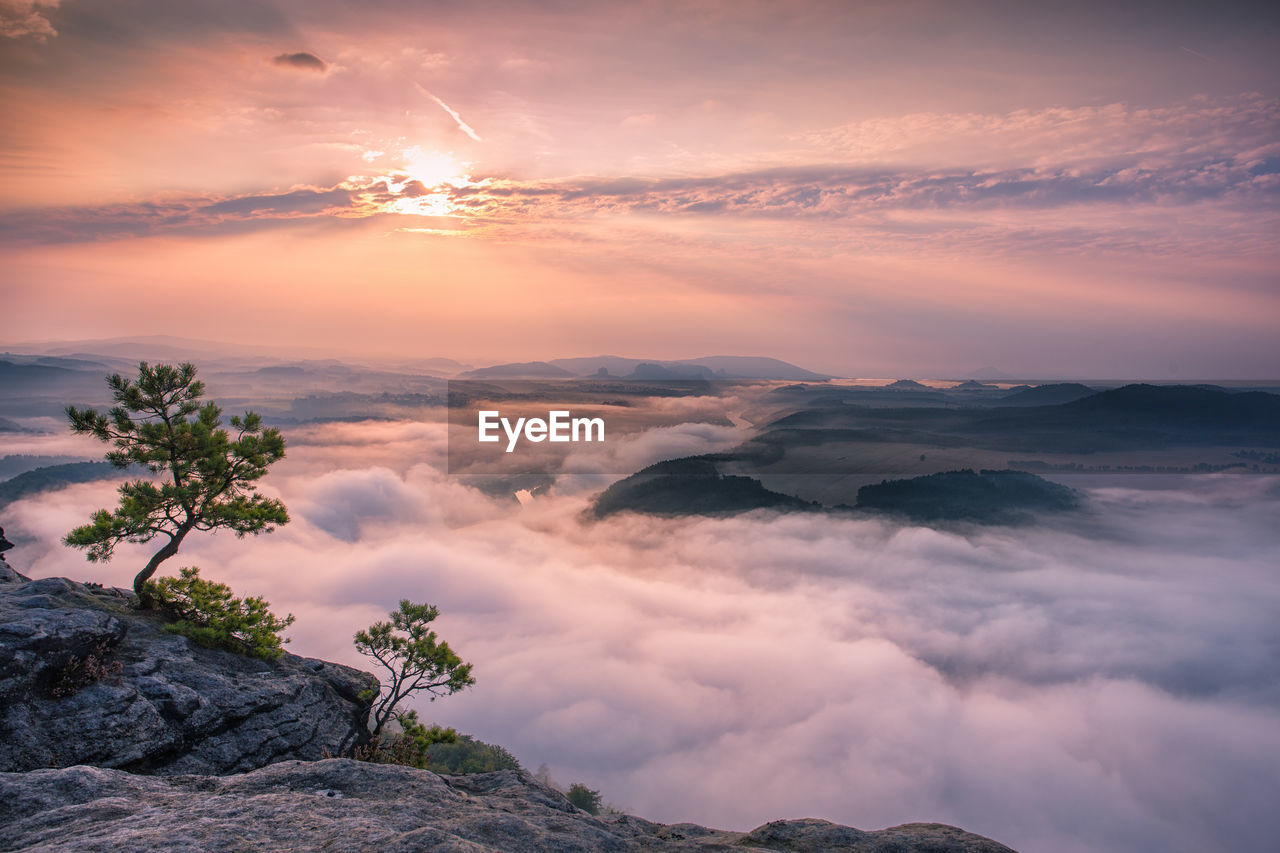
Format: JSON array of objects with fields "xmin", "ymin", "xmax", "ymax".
[{"xmin": 2, "ymin": 0, "xmax": 1277, "ymax": 377}]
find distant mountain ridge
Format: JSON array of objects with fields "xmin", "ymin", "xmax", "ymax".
[
  {"xmin": 761, "ymin": 382, "xmax": 1280, "ymax": 455},
  {"xmin": 547, "ymin": 355, "xmax": 830, "ymax": 380},
  {"xmin": 589, "ymin": 458, "xmax": 1080, "ymax": 525},
  {"xmin": 458, "ymin": 361, "xmax": 575, "ymax": 379},
  {"xmin": 592, "ymin": 457, "xmax": 816, "ymax": 518},
  {"xmin": 1060, "ymin": 383, "xmax": 1280, "ymax": 422},
  {"xmin": 856, "ymin": 469, "xmax": 1080, "ymax": 523},
  {"xmin": 0, "ymin": 462, "xmax": 132, "ymax": 510},
  {"xmin": 993, "ymin": 383, "xmax": 1098, "ymax": 407}
]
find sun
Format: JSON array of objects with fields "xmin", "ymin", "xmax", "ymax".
[
  {"xmin": 361, "ymin": 145, "xmax": 475, "ymax": 218},
  {"xmin": 401, "ymin": 146, "xmax": 469, "ymax": 189}
]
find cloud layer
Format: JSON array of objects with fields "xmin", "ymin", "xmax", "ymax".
[
  {"xmin": 8, "ymin": 419, "xmax": 1280, "ymax": 853},
  {"xmin": 4, "ymin": 94, "xmax": 1277, "ymax": 246},
  {"xmin": 272, "ymin": 51, "xmax": 328, "ymax": 73}
]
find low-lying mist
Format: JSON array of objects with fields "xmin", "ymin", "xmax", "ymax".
[{"xmin": 7, "ymin": 419, "xmax": 1279, "ymax": 853}]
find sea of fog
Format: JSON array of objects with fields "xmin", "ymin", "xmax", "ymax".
[{"xmin": 6, "ymin": 418, "xmax": 1280, "ymax": 853}]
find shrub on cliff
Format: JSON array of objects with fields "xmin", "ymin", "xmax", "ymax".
[
  {"xmin": 350, "ymin": 709, "xmax": 459, "ymax": 769},
  {"xmin": 146, "ymin": 567, "xmax": 294, "ymax": 660},
  {"xmin": 425, "ymin": 735, "xmax": 522, "ymax": 774},
  {"xmin": 49, "ymin": 639, "xmax": 124, "ymax": 698},
  {"xmin": 567, "ymin": 783, "xmax": 603, "ymax": 815}
]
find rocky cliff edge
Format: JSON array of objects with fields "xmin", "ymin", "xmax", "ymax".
[
  {"xmin": 0, "ymin": 557, "xmax": 375, "ymax": 775},
  {"xmin": 1, "ymin": 760, "xmax": 1016, "ymax": 853}
]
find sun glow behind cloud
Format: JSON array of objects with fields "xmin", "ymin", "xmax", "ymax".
[
  {"xmin": 367, "ymin": 146, "xmax": 478, "ymax": 217},
  {"xmin": 399, "ymin": 147, "xmax": 470, "ymax": 189}
]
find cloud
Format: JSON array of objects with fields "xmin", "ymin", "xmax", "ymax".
[
  {"xmin": 801, "ymin": 95, "xmax": 1280, "ymax": 173},
  {"xmin": 0, "ymin": 184, "xmax": 371, "ymax": 244},
  {"xmin": 272, "ymin": 52, "xmax": 328, "ymax": 73},
  {"xmin": 448, "ymin": 159, "xmax": 1277, "ymax": 221},
  {"xmin": 51, "ymin": 0, "xmax": 291, "ymax": 45},
  {"xmin": 8, "ymin": 418, "xmax": 1280, "ymax": 853},
  {"xmin": 201, "ymin": 185, "xmax": 354, "ymax": 217},
  {"xmin": 5, "ymin": 151, "xmax": 1276, "ymax": 248},
  {"xmin": 418, "ymin": 86, "xmax": 483, "ymax": 142},
  {"xmin": 1, "ymin": 88, "xmax": 1273, "ymax": 256},
  {"xmin": 0, "ymin": 0, "xmax": 58, "ymax": 41}
]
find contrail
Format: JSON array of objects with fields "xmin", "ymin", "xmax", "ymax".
[
  {"xmin": 1178, "ymin": 45, "xmax": 1211, "ymax": 61},
  {"xmin": 417, "ymin": 84, "xmax": 482, "ymax": 142}
]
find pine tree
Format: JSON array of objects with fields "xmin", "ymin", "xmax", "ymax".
[
  {"xmin": 355, "ymin": 600, "xmax": 475, "ymax": 736},
  {"xmin": 64, "ymin": 362, "xmax": 289, "ymax": 602}
]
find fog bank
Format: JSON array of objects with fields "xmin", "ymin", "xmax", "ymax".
[{"xmin": 8, "ymin": 420, "xmax": 1279, "ymax": 853}]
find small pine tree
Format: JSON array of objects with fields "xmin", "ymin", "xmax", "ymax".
[{"xmin": 354, "ymin": 600, "xmax": 475, "ymax": 737}]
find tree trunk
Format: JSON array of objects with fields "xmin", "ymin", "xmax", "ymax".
[{"xmin": 133, "ymin": 528, "xmax": 189, "ymax": 605}]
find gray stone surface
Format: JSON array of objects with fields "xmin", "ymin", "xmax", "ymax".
[
  {"xmin": 0, "ymin": 760, "xmax": 1018, "ymax": 852},
  {"xmin": 0, "ymin": 554, "xmax": 23, "ymax": 584},
  {"xmin": 0, "ymin": 562, "xmax": 376, "ymax": 775}
]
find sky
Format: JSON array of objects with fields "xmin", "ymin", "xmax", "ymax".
[
  {"xmin": 4, "ymin": 7, "xmax": 1280, "ymax": 848},
  {"xmin": 2, "ymin": 1, "xmax": 1278, "ymax": 377},
  {"xmin": 7, "ymin": 417, "xmax": 1280, "ymax": 853}
]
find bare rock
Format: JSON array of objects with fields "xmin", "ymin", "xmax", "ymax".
[
  {"xmin": 0, "ymin": 553, "xmax": 23, "ymax": 584},
  {"xmin": 0, "ymin": 572, "xmax": 376, "ymax": 775},
  {"xmin": 0, "ymin": 760, "xmax": 1018, "ymax": 852}
]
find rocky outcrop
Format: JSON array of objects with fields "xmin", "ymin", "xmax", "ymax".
[
  {"xmin": 591, "ymin": 457, "xmax": 817, "ymax": 519},
  {"xmin": 854, "ymin": 469, "xmax": 1080, "ymax": 524},
  {"xmin": 0, "ymin": 560, "xmax": 376, "ymax": 775},
  {"xmin": 0, "ymin": 760, "xmax": 1016, "ymax": 852}
]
